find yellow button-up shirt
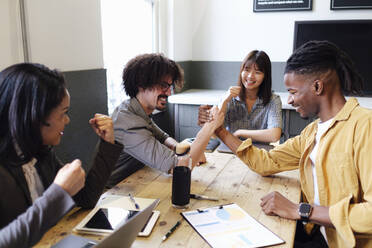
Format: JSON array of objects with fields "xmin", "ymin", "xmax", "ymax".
[{"xmin": 236, "ymin": 98, "xmax": 372, "ymax": 247}]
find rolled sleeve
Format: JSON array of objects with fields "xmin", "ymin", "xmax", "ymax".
[
  {"xmin": 329, "ymin": 195, "xmax": 355, "ymax": 247},
  {"xmin": 236, "ymin": 137, "xmax": 300, "ymax": 176}
]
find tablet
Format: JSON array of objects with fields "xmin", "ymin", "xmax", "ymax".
[
  {"xmin": 74, "ymin": 207, "xmax": 160, "ymax": 236},
  {"xmin": 138, "ymin": 210, "xmax": 160, "ymax": 236}
]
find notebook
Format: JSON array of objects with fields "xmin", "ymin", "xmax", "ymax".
[{"xmin": 52, "ymin": 199, "xmax": 159, "ymax": 248}]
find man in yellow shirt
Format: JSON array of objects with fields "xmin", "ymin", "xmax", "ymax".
[{"xmin": 209, "ymin": 41, "xmax": 372, "ymax": 247}]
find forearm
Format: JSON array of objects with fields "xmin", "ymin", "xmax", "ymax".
[
  {"xmin": 215, "ymin": 127, "xmax": 242, "ymax": 154},
  {"xmin": 219, "ymin": 96, "xmax": 232, "ymax": 114},
  {"xmin": 310, "ymin": 205, "xmax": 334, "ymax": 227},
  {"xmin": 164, "ymin": 137, "xmax": 178, "ymax": 151},
  {"xmin": 235, "ymin": 128, "xmax": 282, "ymax": 143},
  {"xmin": 74, "ymin": 140, "xmax": 123, "ymax": 208},
  {"xmin": 189, "ymin": 122, "xmax": 216, "ymax": 167}
]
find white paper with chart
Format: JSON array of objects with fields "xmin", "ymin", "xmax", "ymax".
[{"xmin": 181, "ymin": 203, "xmax": 284, "ymax": 248}]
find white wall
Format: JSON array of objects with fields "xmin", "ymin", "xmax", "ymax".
[
  {"xmin": 158, "ymin": 0, "xmax": 193, "ymax": 61},
  {"xmin": 158, "ymin": 0, "xmax": 174, "ymax": 58},
  {"xmin": 173, "ymin": 0, "xmax": 192, "ymax": 61},
  {"xmin": 3, "ymin": 1, "xmax": 370, "ymax": 70},
  {"xmin": 172, "ymin": 0, "xmax": 372, "ymax": 62},
  {"xmin": 0, "ymin": 0, "xmax": 23, "ymax": 70},
  {"xmin": 0, "ymin": 0, "xmax": 104, "ymax": 72},
  {"xmin": 25, "ymin": 0, "xmax": 104, "ymax": 71}
]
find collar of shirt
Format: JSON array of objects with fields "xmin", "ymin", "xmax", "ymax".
[
  {"xmin": 333, "ymin": 97, "xmax": 358, "ymax": 122},
  {"xmin": 129, "ymin": 97, "xmax": 152, "ymax": 124},
  {"xmin": 22, "ymin": 158, "xmax": 44, "ymax": 202},
  {"xmin": 234, "ymin": 96, "xmax": 263, "ymax": 110}
]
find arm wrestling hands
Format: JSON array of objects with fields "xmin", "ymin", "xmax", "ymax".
[
  {"xmin": 198, "ymin": 86, "xmax": 241, "ymax": 127},
  {"xmin": 179, "ymin": 106, "xmax": 224, "ymax": 169}
]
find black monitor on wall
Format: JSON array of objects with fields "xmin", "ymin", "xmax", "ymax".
[{"xmin": 294, "ymin": 20, "xmax": 372, "ymax": 96}]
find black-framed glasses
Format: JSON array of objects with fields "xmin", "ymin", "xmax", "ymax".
[{"xmin": 158, "ymin": 81, "xmax": 175, "ymax": 91}]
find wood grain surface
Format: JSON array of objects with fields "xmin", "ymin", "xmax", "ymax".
[{"xmin": 35, "ymin": 151, "xmax": 301, "ymax": 248}]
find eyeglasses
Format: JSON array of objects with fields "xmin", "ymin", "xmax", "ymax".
[{"xmin": 158, "ymin": 81, "xmax": 175, "ymax": 91}]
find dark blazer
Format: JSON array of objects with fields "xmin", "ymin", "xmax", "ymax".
[{"xmin": 0, "ymin": 140, "xmax": 123, "ymax": 248}]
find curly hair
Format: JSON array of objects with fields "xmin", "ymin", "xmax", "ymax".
[{"xmin": 122, "ymin": 53, "xmax": 184, "ymax": 98}]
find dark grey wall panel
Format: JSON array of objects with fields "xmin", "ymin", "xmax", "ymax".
[
  {"xmin": 188, "ymin": 61, "xmax": 241, "ymax": 90},
  {"xmin": 271, "ymin": 62, "xmax": 287, "ymax": 92},
  {"xmin": 178, "ymin": 61, "xmax": 286, "ymax": 92},
  {"xmin": 54, "ymin": 69, "xmax": 107, "ymax": 171},
  {"xmin": 176, "ymin": 104, "xmax": 201, "ymax": 141},
  {"xmin": 177, "ymin": 61, "xmax": 193, "ymax": 91}
]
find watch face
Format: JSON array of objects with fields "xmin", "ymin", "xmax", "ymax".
[{"xmin": 299, "ymin": 203, "xmax": 311, "ymax": 216}]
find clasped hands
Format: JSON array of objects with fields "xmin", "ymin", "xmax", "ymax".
[
  {"xmin": 198, "ymin": 86, "xmax": 240, "ymax": 127},
  {"xmin": 199, "ymin": 89, "xmax": 300, "ymax": 221},
  {"xmin": 198, "ymin": 105, "xmax": 225, "ymax": 128}
]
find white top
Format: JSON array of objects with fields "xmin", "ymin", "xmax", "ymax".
[
  {"xmin": 168, "ymin": 89, "xmax": 372, "ymax": 110},
  {"xmin": 22, "ymin": 158, "xmax": 44, "ymax": 202},
  {"xmin": 309, "ymin": 118, "xmax": 333, "ymax": 244}
]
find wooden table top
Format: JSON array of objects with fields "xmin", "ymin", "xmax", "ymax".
[{"xmin": 35, "ymin": 151, "xmax": 301, "ymax": 248}]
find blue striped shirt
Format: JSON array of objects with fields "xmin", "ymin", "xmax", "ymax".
[{"xmin": 224, "ymin": 94, "xmax": 282, "ymax": 133}]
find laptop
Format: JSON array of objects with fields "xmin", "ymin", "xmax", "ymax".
[
  {"xmin": 217, "ymin": 141, "xmax": 273, "ymax": 153},
  {"xmin": 52, "ymin": 199, "xmax": 159, "ymax": 248}
]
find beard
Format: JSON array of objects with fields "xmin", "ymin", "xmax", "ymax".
[{"xmin": 156, "ymin": 94, "xmax": 168, "ymax": 111}]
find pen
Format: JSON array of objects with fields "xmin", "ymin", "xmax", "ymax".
[
  {"xmin": 162, "ymin": 220, "xmax": 181, "ymax": 241},
  {"xmin": 128, "ymin": 193, "xmax": 140, "ymax": 209},
  {"xmin": 190, "ymin": 194, "xmax": 219, "ymax": 201}
]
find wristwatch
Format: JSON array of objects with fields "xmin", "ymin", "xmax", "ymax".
[{"xmin": 298, "ymin": 203, "xmax": 313, "ymax": 223}]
